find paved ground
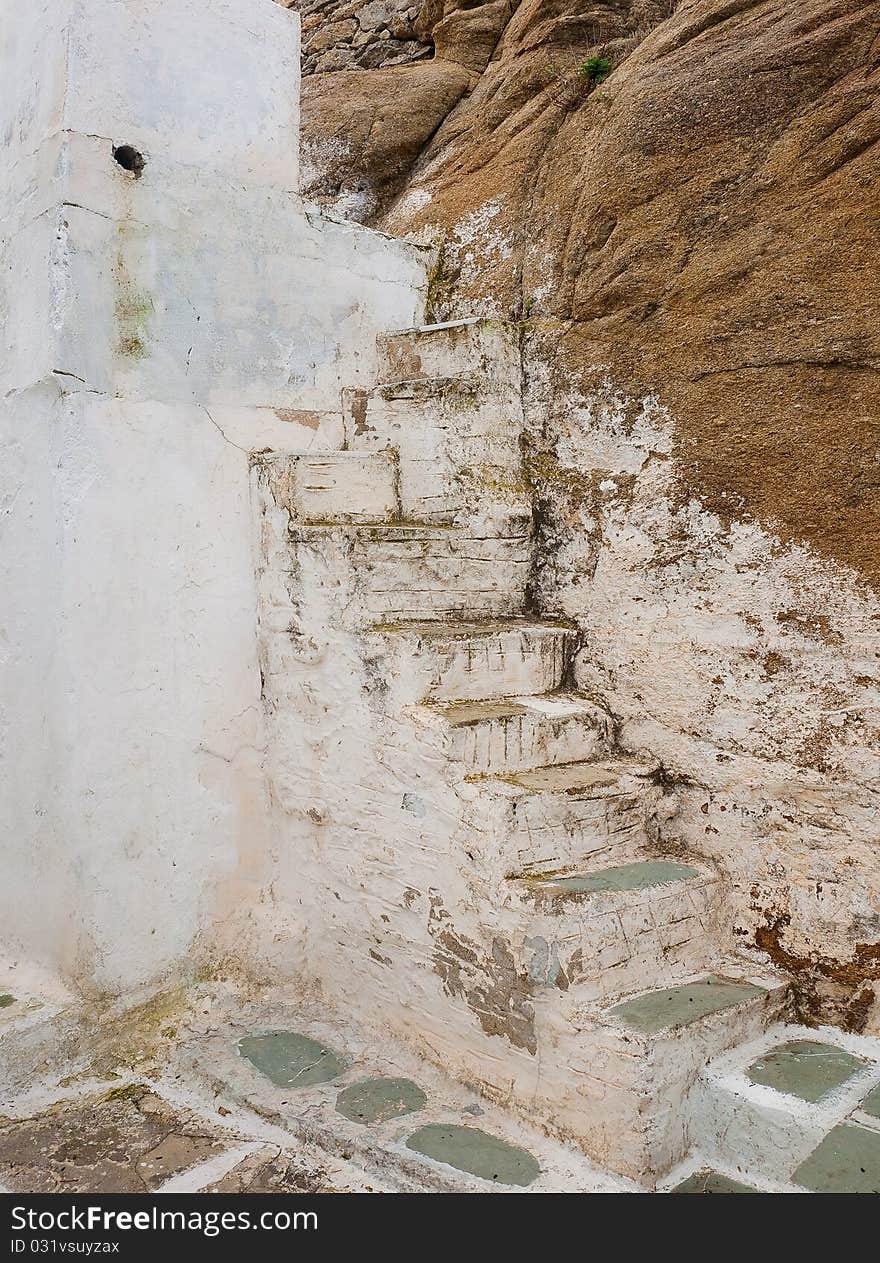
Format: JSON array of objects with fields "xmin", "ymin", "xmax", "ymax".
[{"xmin": 2, "ymin": 981, "xmax": 880, "ymax": 1193}]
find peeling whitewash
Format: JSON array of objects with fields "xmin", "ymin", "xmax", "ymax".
[
  {"xmin": 521, "ymin": 358, "xmax": 880, "ymax": 1033},
  {"xmin": 2, "ymin": 0, "xmax": 880, "ymax": 1191}
]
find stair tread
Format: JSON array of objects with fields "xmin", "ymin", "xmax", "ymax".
[
  {"xmin": 607, "ymin": 975, "xmax": 769, "ymax": 1035},
  {"xmin": 386, "ymin": 317, "xmax": 486, "ymax": 336},
  {"xmin": 482, "ymin": 758, "xmax": 655, "ymax": 794},
  {"xmin": 514, "ymin": 858, "xmax": 703, "ymax": 898},
  {"xmin": 376, "ymin": 375, "xmax": 479, "ymax": 396},
  {"xmin": 290, "ymin": 522, "xmax": 527, "ymax": 540},
  {"xmin": 420, "ymin": 693, "xmax": 602, "ymax": 727}
]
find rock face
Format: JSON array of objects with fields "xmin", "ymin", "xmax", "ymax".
[
  {"xmin": 300, "ymin": 1, "xmax": 517, "ymax": 216},
  {"xmin": 302, "ymin": 0, "xmax": 880, "ymax": 1030},
  {"xmin": 305, "ymin": 0, "xmax": 880, "ymax": 585},
  {"xmin": 300, "ymin": 1, "xmax": 434, "ymax": 76}
]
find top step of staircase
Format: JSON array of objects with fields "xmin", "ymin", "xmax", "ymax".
[{"xmin": 377, "ymin": 319, "xmax": 520, "ymax": 390}]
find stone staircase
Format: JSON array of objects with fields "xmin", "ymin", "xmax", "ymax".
[{"xmin": 251, "ymin": 317, "xmax": 792, "ymax": 1186}]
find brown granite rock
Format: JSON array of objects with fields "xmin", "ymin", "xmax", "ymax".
[
  {"xmin": 302, "ymin": 60, "xmax": 473, "ymax": 218},
  {"xmin": 300, "ymin": 1, "xmax": 518, "ymax": 217},
  {"xmin": 360, "ymin": 0, "xmax": 879, "ymax": 588}
]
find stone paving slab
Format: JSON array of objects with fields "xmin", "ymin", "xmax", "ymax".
[
  {"xmin": 531, "ymin": 860, "xmax": 700, "ymax": 896},
  {"xmin": 793, "ymin": 1123, "xmax": 880, "ymax": 1192},
  {"xmin": 405, "ymin": 1123, "xmax": 541, "ymax": 1187},
  {"xmin": 746, "ymin": 1040, "xmax": 866, "ymax": 1104},
  {"xmin": 204, "ymin": 1145, "xmax": 337, "ymax": 1193},
  {"xmin": 0, "ymin": 1086, "xmax": 231, "ymax": 1193},
  {"xmin": 238, "ymin": 1031, "xmax": 349, "ymax": 1089},
  {"xmin": 672, "ymin": 1169, "xmax": 759, "ymax": 1193},
  {"xmin": 336, "ymin": 1077, "xmax": 427, "ymax": 1125},
  {"xmin": 610, "ymin": 976, "xmax": 767, "ymax": 1035}
]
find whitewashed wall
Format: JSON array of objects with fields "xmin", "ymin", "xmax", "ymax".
[{"xmin": 0, "ymin": 0, "xmax": 427, "ymax": 994}]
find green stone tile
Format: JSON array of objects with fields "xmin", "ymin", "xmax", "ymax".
[
  {"xmin": 541, "ymin": 860, "xmax": 699, "ymax": 896},
  {"xmin": 793, "ymin": 1123, "xmax": 880, "ymax": 1193},
  {"xmin": 672, "ymin": 1170, "xmax": 758, "ymax": 1193},
  {"xmin": 336, "ymin": 1077, "xmax": 427, "ymax": 1125},
  {"xmin": 860, "ymin": 1082, "xmax": 880, "ymax": 1120},
  {"xmin": 238, "ymin": 1031, "xmax": 348, "ymax": 1089},
  {"xmin": 747, "ymin": 1040, "xmax": 865, "ymax": 1103},
  {"xmin": 0, "ymin": 995, "xmax": 14, "ymax": 1008},
  {"xmin": 610, "ymin": 976, "xmax": 767, "ymax": 1035},
  {"xmin": 406, "ymin": 1123, "xmax": 540, "ymax": 1187}
]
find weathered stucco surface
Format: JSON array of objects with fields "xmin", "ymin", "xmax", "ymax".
[
  {"xmin": 302, "ymin": 0, "xmax": 880, "ymax": 1030},
  {"xmin": 0, "ymin": 0, "xmax": 426, "ymax": 993},
  {"xmin": 3, "ymin": 0, "xmax": 880, "ymax": 1195}
]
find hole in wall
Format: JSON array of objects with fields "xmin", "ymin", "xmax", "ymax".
[{"xmin": 112, "ymin": 144, "xmax": 145, "ymax": 177}]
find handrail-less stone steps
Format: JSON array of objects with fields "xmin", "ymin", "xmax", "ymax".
[
  {"xmin": 692, "ymin": 1024, "xmax": 880, "ymax": 1188},
  {"xmin": 253, "ymin": 311, "xmax": 798, "ymax": 1186},
  {"xmin": 495, "ymin": 858, "xmax": 725, "ymax": 1002},
  {"xmin": 366, "ymin": 618, "xmax": 577, "ymax": 702},
  {"xmin": 288, "ymin": 521, "xmax": 531, "ymax": 620},
  {"xmin": 409, "ymin": 692, "xmax": 613, "ymax": 774},
  {"xmin": 462, "ymin": 758, "xmax": 666, "ymax": 877},
  {"xmin": 526, "ymin": 971, "xmax": 791, "ymax": 1182}
]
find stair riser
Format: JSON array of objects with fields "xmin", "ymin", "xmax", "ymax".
[
  {"xmin": 376, "ymin": 321, "xmax": 520, "ymax": 388},
  {"xmin": 418, "ymin": 711, "xmax": 609, "ymax": 775},
  {"xmin": 272, "ymin": 528, "xmax": 531, "ymax": 622},
  {"xmin": 372, "ymin": 627, "xmax": 576, "ymax": 703},
  {"xmin": 262, "ymin": 452, "xmax": 399, "ymax": 525},
  {"xmin": 356, "ymin": 540, "xmax": 531, "ymax": 622},
  {"xmin": 467, "ymin": 789, "xmax": 660, "ymax": 877},
  {"xmin": 509, "ymin": 878, "xmax": 726, "ymax": 1002},
  {"xmin": 345, "ymin": 393, "xmax": 528, "ymax": 526}
]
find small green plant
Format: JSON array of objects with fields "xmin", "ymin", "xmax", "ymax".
[{"xmin": 578, "ymin": 55, "xmax": 612, "ymax": 85}]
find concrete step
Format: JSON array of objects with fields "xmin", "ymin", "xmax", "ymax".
[
  {"xmin": 692, "ymin": 1023, "xmax": 880, "ymax": 1187},
  {"xmin": 501, "ymin": 858, "xmax": 725, "ymax": 1001},
  {"xmin": 261, "ymin": 451, "xmax": 399, "ymax": 524},
  {"xmin": 347, "ymin": 319, "xmax": 525, "ymax": 531},
  {"xmin": 366, "ymin": 619, "xmax": 577, "ymax": 703},
  {"xmin": 463, "ymin": 758, "xmax": 666, "ymax": 877},
  {"xmin": 289, "ymin": 523, "xmax": 532, "ymax": 621},
  {"xmin": 343, "ymin": 378, "xmax": 527, "ymax": 528},
  {"xmin": 409, "ymin": 693, "xmax": 613, "ymax": 775},
  {"xmin": 376, "ymin": 318, "xmax": 520, "ymax": 389},
  {"xmin": 540, "ymin": 970, "xmax": 790, "ymax": 1182}
]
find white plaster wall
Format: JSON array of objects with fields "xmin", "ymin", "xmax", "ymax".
[
  {"xmin": 0, "ymin": 0, "xmax": 428, "ymax": 994},
  {"xmin": 522, "ymin": 357, "xmax": 880, "ymax": 1030},
  {"xmin": 1, "ymin": 0, "xmax": 300, "ymax": 189},
  {"xmin": 1, "ymin": 134, "xmax": 427, "ymax": 415},
  {"xmin": 0, "ymin": 386, "xmax": 268, "ymax": 990}
]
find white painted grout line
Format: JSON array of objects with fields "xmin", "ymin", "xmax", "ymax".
[{"xmin": 157, "ymin": 1142, "xmax": 265, "ymax": 1193}]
